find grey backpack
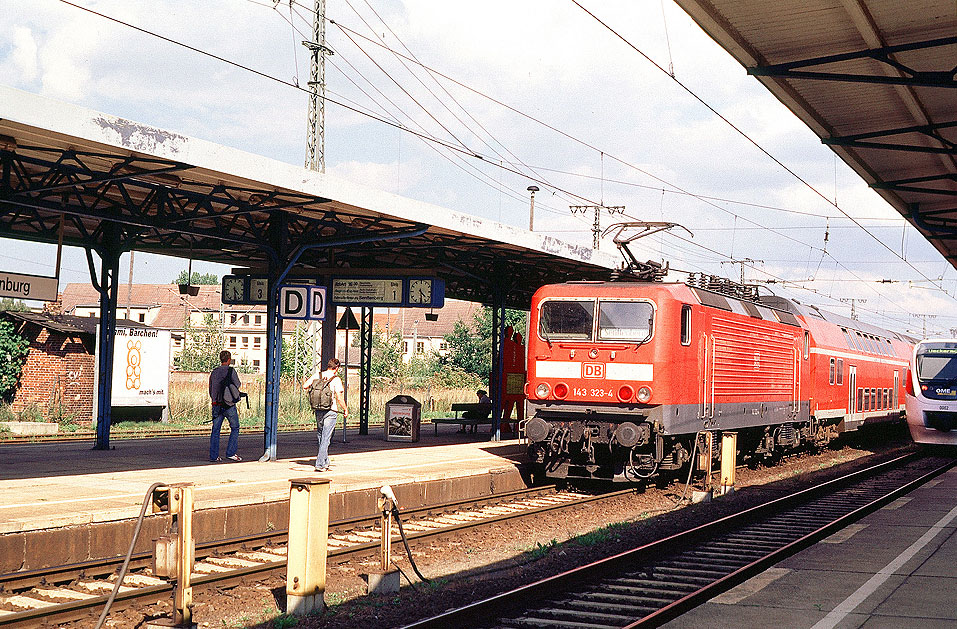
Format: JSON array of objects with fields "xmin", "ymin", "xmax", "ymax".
[{"xmin": 309, "ymin": 377, "xmax": 333, "ymax": 411}]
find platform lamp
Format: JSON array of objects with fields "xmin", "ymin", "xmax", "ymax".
[{"xmin": 527, "ymin": 185, "xmax": 540, "ymax": 231}]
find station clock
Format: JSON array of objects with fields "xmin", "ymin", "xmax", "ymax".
[
  {"xmin": 222, "ymin": 276, "xmax": 245, "ymax": 304},
  {"xmin": 408, "ymin": 278, "xmax": 433, "ymax": 305}
]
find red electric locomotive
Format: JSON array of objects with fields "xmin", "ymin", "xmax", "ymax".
[{"xmin": 524, "ymin": 273, "xmax": 912, "ymax": 482}]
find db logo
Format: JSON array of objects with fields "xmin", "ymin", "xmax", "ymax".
[{"xmin": 582, "ymin": 363, "xmax": 605, "ymax": 379}]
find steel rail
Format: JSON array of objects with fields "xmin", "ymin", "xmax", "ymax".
[
  {"xmin": 405, "ymin": 452, "xmax": 955, "ymax": 628},
  {"xmin": 0, "ymin": 486, "xmax": 635, "ymax": 627}
]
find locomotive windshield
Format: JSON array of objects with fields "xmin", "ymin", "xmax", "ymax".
[
  {"xmin": 916, "ymin": 346, "xmax": 957, "ymax": 382},
  {"xmin": 539, "ymin": 300, "xmax": 594, "ymax": 339},
  {"xmin": 598, "ymin": 301, "xmax": 654, "ymax": 342}
]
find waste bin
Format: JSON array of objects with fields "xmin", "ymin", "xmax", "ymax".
[{"xmin": 384, "ymin": 395, "xmax": 420, "ymax": 442}]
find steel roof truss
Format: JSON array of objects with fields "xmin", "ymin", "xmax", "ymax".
[{"xmin": 749, "ymin": 36, "xmax": 957, "ymax": 88}]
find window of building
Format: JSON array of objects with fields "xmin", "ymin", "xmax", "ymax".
[
  {"xmin": 829, "ymin": 357, "xmax": 835, "ymax": 385},
  {"xmin": 836, "ymin": 359, "xmax": 844, "ymax": 385},
  {"xmin": 253, "ymin": 360, "xmax": 260, "ymax": 370},
  {"xmin": 242, "ymin": 315, "xmax": 249, "ymax": 325},
  {"xmin": 253, "ymin": 336, "xmax": 261, "ymax": 349},
  {"xmin": 138, "ymin": 313, "xmax": 145, "ymax": 322},
  {"xmin": 439, "ymin": 342, "xmax": 447, "ymax": 351},
  {"xmin": 255, "ymin": 314, "xmax": 262, "ymax": 326},
  {"xmin": 230, "ymin": 313, "xmax": 237, "ymax": 324},
  {"xmin": 403, "ymin": 341, "xmax": 409, "ymax": 354},
  {"xmin": 229, "ymin": 336, "xmax": 237, "ymax": 348},
  {"xmin": 416, "ymin": 341, "xmax": 425, "ymax": 354},
  {"xmin": 242, "ymin": 336, "xmax": 249, "ymax": 347}
]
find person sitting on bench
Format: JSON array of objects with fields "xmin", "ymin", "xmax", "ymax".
[{"xmin": 458, "ymin": 390, "xmax": 492, "ymax": 431}]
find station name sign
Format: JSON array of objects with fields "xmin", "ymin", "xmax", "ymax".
[{"xmin": 0, "ymin": 271, "xmax": 59, "ymax": 302}]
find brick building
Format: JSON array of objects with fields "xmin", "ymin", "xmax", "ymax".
[{"xmin": 1, "ymin": 312, "xmax": 143, "ymax": 421}]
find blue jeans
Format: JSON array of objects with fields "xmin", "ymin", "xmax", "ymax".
[
  {"xmin": 210, "ymin": 403, "xmax": 239, "ymax": 460},
  {"xmin": 315, "ymin": 409, "xmax": 337, "ymax": 469}
]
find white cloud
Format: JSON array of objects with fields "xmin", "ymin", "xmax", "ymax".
[{"xmin": 9, "ymin": 26, "xmax": 38, "ymax": 82}]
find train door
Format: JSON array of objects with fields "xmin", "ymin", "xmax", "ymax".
[
  {"xmin": 792, "ymin": 347, "xmax": 801, "ymax": 415},
  {"xmin": 847, "ymin": 365, "xmax": 857, "ymax": 424},
  {"xmin": 894, "ymin": 371, "xmax": 899, "ymax": 409},
  {"xmin": 700, "ymin": 334, "xmax": 714, "ymax": 419}
]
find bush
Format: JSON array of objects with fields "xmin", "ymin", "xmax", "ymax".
[{"xmin": 0, "ymin": 320, "xmax": 29, "ymax": 402}]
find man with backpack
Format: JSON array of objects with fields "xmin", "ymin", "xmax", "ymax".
[
  {"xmin": 303, "ymin": 357, "xmax": 348, "ymax": 472},
  {"xmin": 209, "ymin": 350, "xmax": 242, "ymax": 462}
]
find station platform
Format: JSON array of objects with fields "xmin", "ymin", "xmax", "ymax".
[
  {"xmin": 0, "ymin": 424, "xmax": 527, "ymax": 572},
  {"xmin": 667, "ymin": 465, "xmax": 957, "ymax": 628}
]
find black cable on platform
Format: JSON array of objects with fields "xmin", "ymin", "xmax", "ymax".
[
  {"xmin": 392, "ymin": 505, "xmax": 431, "ymax": 585},
  {"xmin": 95, "ymin": 481, "xmax": 166, "ymax": 629}
]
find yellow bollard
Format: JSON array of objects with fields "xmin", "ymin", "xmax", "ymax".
[
  {"xmin": 149, "ymin": 483, "xmax": 196, "ymax": 629},
  {"xmin": 720, "ymin": 432, "xmax": 737, "ymax": 496},
  {"xmin": 286, "ymin": 478, "xmax": 331, "ymax": 616}
]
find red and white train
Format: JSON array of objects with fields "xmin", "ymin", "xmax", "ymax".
[{"xmin": 524, "ymin": 274, "xmax": 913, "ymax": 482}]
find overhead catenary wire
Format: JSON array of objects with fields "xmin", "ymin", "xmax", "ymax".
[
  {"xmin": 324, "ymin": 9, "xmax": 946, "ymax": 310},
  {"xmin": 53, "ymin": 0, "xmax": 956, "ymax": 325},
  {"xmin": 571, "ymin": 0, "xmax": 950, "ymax": 296}
]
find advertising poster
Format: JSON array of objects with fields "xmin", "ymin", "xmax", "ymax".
[{"xmin": 109, "ymin": 327, "xmax": 171, "ymax": 407}]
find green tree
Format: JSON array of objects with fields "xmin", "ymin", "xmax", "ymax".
[
  {"xmin": 176, "ymin": 313, "xmax": 224, "ymax": 371},
  {"xmin": 443, "ymin": 319, "xmax": 488, "ymax": 379},
  {"xmin": 173, "ymin": 270, "xmax": 219, "ymax": 285},
  {"xmin": 442, "ymin": 307, "xmax": 528, "ymax": 382},
  {"xmin": 369, "ymin": 326, "xmax": 405, "ymax": 383},
  {"xmin": 0, "ymin": 319, "xmax": 29, "ymax": 402},
  {"xmin": 0, "ymin": 298, "xmax": 29, "ymax": 312}
]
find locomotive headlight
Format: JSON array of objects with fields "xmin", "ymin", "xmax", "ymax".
[
  {"xmin": 535, "ymin": 383, "xmax": 551, "ymax": 399},
  {"xmin": 589, "ymin": 348, "xmax": 599, "ymax": 359},
  {"xmin": 636, "ymin": 386, "xmax": 652, "ymax": 403}
]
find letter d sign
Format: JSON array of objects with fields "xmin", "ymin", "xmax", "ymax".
[
  {"xmin": 279, "ymin": 285, "xmax": 310, "ymax": 319},
  {"xmin": 309, "ymin": 287, "xmax": 326, "ymax": 320}
]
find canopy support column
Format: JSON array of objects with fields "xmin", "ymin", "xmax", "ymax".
[
  {"xmin": 359, "ymin": 306, "xmax": 373, "ymax": 435},
  {"xmin": 87, "ymin": 233, "xmax": 122, "ymax": 451}
]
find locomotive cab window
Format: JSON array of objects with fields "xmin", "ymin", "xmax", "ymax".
[
  {"xmin": 680, "ymin": 305, "xmax": 692, "ymax": 345},
  {"xmin": 598, "ymin": 300, "xmax": 654, "ymax": 342},
  {"xmin": 539, "ymin": 299, "xmax": 595, "ymax": 340}
]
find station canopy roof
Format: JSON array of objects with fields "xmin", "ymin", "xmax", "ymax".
[
  {"xmin": 0, "ymin": 87, "xmax": 620, "ymax": 309},
  {"xmin": 675, "ymin": 0, "xmax": 957, "ymax": 263}
]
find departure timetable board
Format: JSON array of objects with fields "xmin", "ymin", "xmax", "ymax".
[{"xmin": 332, "ymin": 278, "xmax": 403, "ymax": 305}]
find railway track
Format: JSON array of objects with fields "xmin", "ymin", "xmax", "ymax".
[
  {"xmin": 0, "ymin": 485, "xmax": 634, "ymax": 627},
  {"xmin": 408, "ymin": 452, "xmax": 956, "ymax": 629}
]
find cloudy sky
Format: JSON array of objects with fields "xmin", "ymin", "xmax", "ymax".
[{"xmin": 1, "ymin": 0, "xmax": 954, "ymax": 336}]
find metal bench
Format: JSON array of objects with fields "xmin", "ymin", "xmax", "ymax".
[{"xmin": 432, "ymin": 403, "xmax": 492, "ymax": 434}]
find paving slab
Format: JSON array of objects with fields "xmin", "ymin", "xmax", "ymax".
[
  {"xmin": 665, "ymin": 466, "xmax": 957, "ymax": 628},
  {"xmin": 0, "ymin": 425, "xmax": 525, "ymax": 534}
]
